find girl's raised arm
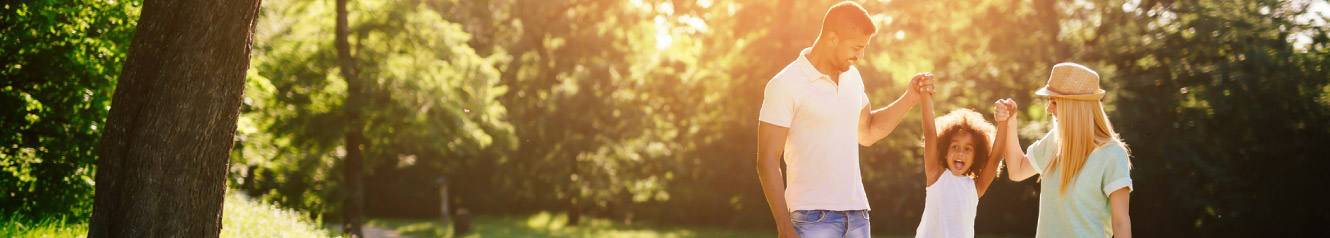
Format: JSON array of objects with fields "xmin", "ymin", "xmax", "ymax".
[
  {"xmin": 921, "ymin": 92, "xmax": 943, "ymax": 187},
  {"xmin": 976, "ymin": 99, "xmax": 1011, "ymax": 197}
]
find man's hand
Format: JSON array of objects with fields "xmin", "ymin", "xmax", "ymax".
[
  {"xmin": 994, "ymin": 98, "xmax": 1014, "ymax": 123},
  {"xmin": 905, "ymin": 72, "xmax": 935, "ymax": 102}
]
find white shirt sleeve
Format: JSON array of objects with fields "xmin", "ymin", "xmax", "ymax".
[
  {"xmin": 1101, "ymin": 145, "xmax": 1133, "ymax": 196},
  {"xmin": 759, "ymin": 78, "xmax": 795, "ymax": 127},
  {"xmin": 860, "ymin": 92, "xmax": 870, "ymax": 110}
]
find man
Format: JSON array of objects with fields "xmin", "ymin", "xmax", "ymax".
[{"xmin": 756, "ymin": 1, "xmax": 935, "ymax": 238}]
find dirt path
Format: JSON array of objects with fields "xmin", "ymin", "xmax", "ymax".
[{"xmin": 362, "ymin": 225, "xmax": 409, "ymax": 238}]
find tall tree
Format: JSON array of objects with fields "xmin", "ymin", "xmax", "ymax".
[
  {"xmin": 335, "ymin": 0, "xmax": 366, "ymax": 236},
  {"xmin": 87, "ymin": 0, "xmax": 262, "ymax": 236},
  {"xmin": 232, "ymin": 0, "xmax": 514, "ymax": 224}
]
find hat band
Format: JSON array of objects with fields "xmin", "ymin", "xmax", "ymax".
[{"xmin": 1047, "ymin": 93, "xmax": 1104, "ymax": 101}]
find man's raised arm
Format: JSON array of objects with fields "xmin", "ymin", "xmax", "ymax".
[{"xmin": 858, "ymin": 73, "xmax": 934, "ymax": 146}]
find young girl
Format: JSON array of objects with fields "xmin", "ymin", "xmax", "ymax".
[
  {"xmin": 914, "ymin": 93, "xmax": 1014, "ymax": 238},
  {"xmin": 1001, "ymin": 63, "xmax": 1133, "ymax": 238}
]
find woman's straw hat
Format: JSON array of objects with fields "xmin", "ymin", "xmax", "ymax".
[{"xmin": 1035, "ymin": 62, "xmax": 1105, "ymax": 101}]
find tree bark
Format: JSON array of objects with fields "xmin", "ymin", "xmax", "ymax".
[
  {"xmin": 336, "ymin": 0, "xmax": 367, "ymax": 236},
  {"xmin": 88, "ymin": 0, "xmax": 262, "ymax": 237}
]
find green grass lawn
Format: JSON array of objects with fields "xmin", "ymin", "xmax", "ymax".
[
  {"xmin": 368, "ymin": 212, "xmax": 1025, "ymax": 238},
  {"xmin": 1, "ymin": 192, "xmax": 332, "ymax": 238},
  {"xmin": 220, "ymin": 193, "xmax": 331, "ymax": 237},
  {"xmin": 368, "ymin": 211, "xmax": 777, "ymax": 238},
  {"xmin": 5, "ymin": 200, "xmax": 1019, "ymax": 238},
  {"xmin": 367, "ymin": 212, "xmax": 955, "ymax": 238},
  {"xmin": 0, "ymin": 214, "xmax": 86, "ymax": 238}
]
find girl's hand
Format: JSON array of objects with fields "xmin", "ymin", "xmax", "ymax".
[{"xmin": 906, "ymin": 72, "xmax": 935, "ymax": 102}]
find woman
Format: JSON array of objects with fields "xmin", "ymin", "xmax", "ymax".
[{"xmin": 1000, "ymin": 63, "xmax": 1133, "ymax": 238}]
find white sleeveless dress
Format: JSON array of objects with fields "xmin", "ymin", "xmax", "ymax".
[{"xmin": 915, "ymin": 172, "xmax": 979, "ymax": 238}]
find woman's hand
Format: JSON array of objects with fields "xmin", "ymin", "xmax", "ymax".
[{"xmin": 1003, "ymin": 99, "xmax": 1018, "ymax": 127}]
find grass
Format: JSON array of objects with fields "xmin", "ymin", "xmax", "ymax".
[
  {"xmin": 368, "ymin": 211, "xmax": 776, "ymax": 238},
  {"xmin": 368, "ymin": 212, "xmax": 1024, "ymax": 238},
  {"xmin": 220, "ymin": 192, "xmax": 332, "ymax": 237},
  {"xmin": 5, "ymin": 202, "xmax": 1021, "ymax": 238},
  {"xmin": 1, "ymin": 192, "xmax": 334, "ymax": 238},
  {"xmin": 0, "ymin": 214, "xmax": 86, "ymax": 238},
  {"xmin": 367, "ymin": 212, "xmax": 955, "ymax": 238}
]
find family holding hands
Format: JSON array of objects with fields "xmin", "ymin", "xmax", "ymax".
[{"xmin": 756, "ymin": 2, "xmax": 1132, "ymax": 238}]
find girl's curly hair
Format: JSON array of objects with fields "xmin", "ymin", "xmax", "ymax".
[{"xmin": 934, "ymin": 108, "xmax": 998, "ymax": 177}]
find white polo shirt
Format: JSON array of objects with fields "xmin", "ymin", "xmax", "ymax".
[{"xmin": 759, "ymin": 47, "xmax": 871, "ymax": 212}]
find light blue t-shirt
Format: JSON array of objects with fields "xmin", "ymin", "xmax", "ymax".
[{"xmin": 1026, "ymin": 128, "xmax": 1133, "ymax": 238}]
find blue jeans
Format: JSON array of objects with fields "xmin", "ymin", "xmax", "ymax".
[{"xmin": 790, "ymin": 210, "xmax": 871, "ymax": 238}]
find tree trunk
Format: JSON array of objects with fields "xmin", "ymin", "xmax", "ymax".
[
  {"xmin": 87, "ymin": 0, "xmax": 262, "ymax": 237},
  {"xmin": 336, "ymin": 0, "xmax": 367, "ymax": 236},
  {"xmin": 1034, "ymin": 0, "xmax": 1067, "ymax": 60},
  {"xmin": 568, "ymin": 162, "xmax": 581, "ymax": 226}
]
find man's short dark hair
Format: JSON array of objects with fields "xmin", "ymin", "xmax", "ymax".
[{"xmin": 821, "ymin": 1, "xmax": 877, "ymax": 37}]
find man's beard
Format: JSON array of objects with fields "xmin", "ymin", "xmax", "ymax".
[{"xmin": 835, "ymin": 60, "xmax": 851, "ymax": 72}]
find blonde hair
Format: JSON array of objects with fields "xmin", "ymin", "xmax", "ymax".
[{"xmin": 1047, "ymin": 98, "xmax": 1131, "ymax": 195}]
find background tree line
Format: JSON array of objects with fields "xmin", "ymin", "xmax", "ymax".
[{"xmin": 2, "ymin": 0, "xmax": 1328, "ymax": 236}]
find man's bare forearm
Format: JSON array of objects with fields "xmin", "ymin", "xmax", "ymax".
[
  {"xmin": 863, "ymin": 93, "xmax": 917, "ymax": 144},
  {"xmin": 758, "ymin": 159, "xmax": 792, "ymax": 226}
]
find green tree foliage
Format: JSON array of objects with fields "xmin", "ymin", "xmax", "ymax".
[
  {"xmin": 0, "ymin": 0, "xmax": 139, "ymax": 220},
  {"xmin": 4, "ymin": 0, "xmax": 1329, "ymax": 235},
  {"xmin": 480, "ymin": 0, "xmax": 701, "ymax": 223},
  {"xmin": 232, "ymin": 0, "xmax": 514, "ymax": 219},
  {"xmin": 236, "ymin": 0, "xmax": 1330, "ymax": 235},
  {"xmin": 427, "ymin": 0, "xmax": 720, "ymax": 225},
  {"xmin": 1088, "ymin": 0, "xmax": 1330, "ymax": 236}
]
